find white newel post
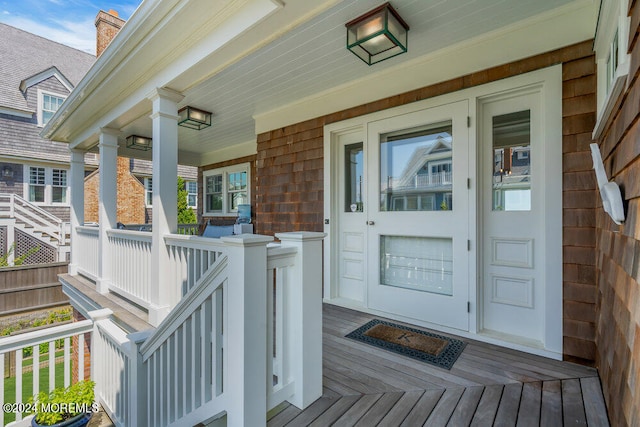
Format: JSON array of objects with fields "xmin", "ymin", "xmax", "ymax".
[
  {"xmin": 127, "ymin": 329, "xmax": 152, "ymax": 426},
  {"xmin": 276, "ymin": 232, "xmax": 326, "ymax": 409},
  {"xmin": 97, "ymin": 129, "xmax": 118, "ymax": 294},
  {"xmin": 88, "ymin": 308, "xmax": 113, "ymax": 399},
  {"xmin": 69, "ymin": 148, "xmax": 85, "ymax": 275},
  {"xmin": 222, "ymin": 234, "xmax": 273, "ymax": 427},
  {"xmin": 147, "ymin": 88, "xmax": 183, "ymax": 326}
]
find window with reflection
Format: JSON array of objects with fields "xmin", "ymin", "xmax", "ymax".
[
  {"xmin": 344, "ymin": 143, "xmax": 364, "ymax": 212},
  {"xmin": 380, "ymin": 122, "xmax": 453, "ymax": 211},
  {"xmin": 492, "ymin": 110, "xmax": 531, "ymax": 211}
]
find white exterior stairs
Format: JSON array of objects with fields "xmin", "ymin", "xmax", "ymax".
[{"xmin": 0, "ymin": 193, "xmax": 70, "ymax": 263}]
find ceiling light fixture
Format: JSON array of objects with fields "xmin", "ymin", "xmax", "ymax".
[
  {"xmin": 178, "ymin": 106, "xmax": 212, "ymax": 130},
  {"xmin": 345, "ymin": 2, "xmax": 410, "ymax": 66},
  {"xmin": 126, "ymin": 135, "xmax": 152, "ymax": 151}
]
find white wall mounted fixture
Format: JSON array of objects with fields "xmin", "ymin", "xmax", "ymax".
[{"xmin": 590, "ymin": 143, "xmax": 625, "ymax": 225}]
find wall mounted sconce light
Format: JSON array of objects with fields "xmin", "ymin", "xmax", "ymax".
[
  {"xmin": 591, "ymin": 143, "xmax": 625, "ymax": 224},
  {"xmin": 126, "ymin": 135, "xmax": 152, "ymax": 151},
  {"xmin": 345, "ymin": 2, "xmax": 409, "ymax": 65},
  {"xmin": 1, "ymin": 165, "xmax": 14, "ymax": 179},
  {"xmin": 178, "ymin": 106, "xmax": 212, "ymax": 130}
]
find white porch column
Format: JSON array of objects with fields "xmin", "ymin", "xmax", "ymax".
[
  {"xmin": 97, "ymin": 129, "xmax": 119, "ymax": 294},
  {"xmin": 68, "ymin": 149, "xmax": 85, "ymax": 276},
  {"xmin": 147, "ymin": 88, "xmax": 183, "ymax": 326},
  {"xmin": 276, "ymin": 232, "xmax": 326, "ymax": 409}
]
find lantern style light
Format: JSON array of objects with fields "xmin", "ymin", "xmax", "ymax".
[
  {"xmin": 178, "ymin": 106, "xmax": 212, "ymax": 130},
  {"xmin": 1, "ymin": 165, "xmax": 14, "ymax": 178},
  {"xmin": 126, "ymin": 135, "xmax": 152, "ymax": 151},
  {"xmin": 345, "ymin": 2, "xmax": 410, "ymax": 66}
]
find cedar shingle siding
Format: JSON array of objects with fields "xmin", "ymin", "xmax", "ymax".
[{"xmin": 592, "ymin": 1, "xmax": 640, "ymax": 425}]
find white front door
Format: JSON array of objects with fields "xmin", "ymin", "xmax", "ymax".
[
  {"xmin": 327, "ymin": 66, "xmax": 562, "ymax": 353},
  {"xmin": 479, "ymin": 88, "xmax": 550, "ymax": 347},
  {"xmin": 365, "ymin": 101, "xmax": 470, "ymax": 331}
]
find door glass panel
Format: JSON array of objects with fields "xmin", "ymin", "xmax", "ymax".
[
  {"xmin": 345, "ymin": 143, "xmax": 364, "ymax": 212},
  {"xmin": 380, "ymin": 235, "xmax": 453, "ymax": 295},
  {"xmin": 380, "ymin": 122, "xmax": 453, "ymax": 211},
  {"xmin": 492, "ymin": 110, "xmax": 531, "ymax": 211}
]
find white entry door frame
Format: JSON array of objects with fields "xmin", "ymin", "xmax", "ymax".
[{"xmin": 323, "ymin": 65, "xmax": 562, "ymax": 359}]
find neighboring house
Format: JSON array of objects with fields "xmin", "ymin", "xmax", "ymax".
[
  {"xmin": 0, "ymin": 0, "xmax": 634, "ymax": 426},
  {"xmin": 0, "ymin": 22, "xmax": 96, "ymax": 263},
  {"xmin": 82, "ymin": 10, "xmax": 198, "ymax": 226},
  {"xmin": 0, "ymin": 14, "xmax": 197, "ymax": 266}
]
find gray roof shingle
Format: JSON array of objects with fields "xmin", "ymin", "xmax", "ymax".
[{"xmin": 0, "ymin": 22, "xmax": 95, "ymax": 112}]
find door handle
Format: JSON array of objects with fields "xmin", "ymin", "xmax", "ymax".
[{"xmin": 366, "ymin": 221, "xmax": 375, "ymax": 225}]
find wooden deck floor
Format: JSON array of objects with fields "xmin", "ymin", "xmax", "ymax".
[{"xmin": 268, "ymin": 304, "xmax": 610, "ymax": 427}]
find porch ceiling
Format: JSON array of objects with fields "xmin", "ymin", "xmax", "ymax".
[
  {"xmin": 173, "ymin": 0, "xmax": 581, "ymax": 161},
  {"xmin": 46, "ymin": 0, "xmax": 595, "ymax": 166}
]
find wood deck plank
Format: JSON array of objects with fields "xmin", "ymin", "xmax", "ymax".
[
  {"xmin": 446, "ymin": 386, "xmax": 484, "ymax": 426},
  {"xmin": 493, "ymin": 383, "xmax": 523, "ymax": 427},
  {"xmin": 267, "ymin": 403, "xmax": 302, "ymax": 427},
  {"xmin": 271, "ymin": 305, "xmax": 609, "ymax": 426},
  {"xmin": 324, "ymin": 339, "xmax": 441, "ymax": 391},
  {"xmin": 400, "ymin": 388, "xmax": 444, "ymax": 426},
  {"xmin": 580, "ymin": 377, "xmax": 610, "ymax": 426},
  {"xmin": 516, "ymin": 381, "xmax": 542, "ymax": 427},
  {"xmin": 540, "ymin": 380, "xmax": 562, "ymax": 427},
  {"xmin": 353, "ymin": 392, "xmax": 405, "ymax": 427},
  {"xmin": 322, "ymin": 371, "xmax": 364, "ymax": 396},
  {"xmin": 307, "ymin": 395, "xmax": 363, "ymax": 427},
  {"xmin": 562, "ymin": 378, "xmax": 588, "ymax": 426},
  {"xmin": 324, "ymin": 331, "xmax": 476, "ymax": 389},
  {"xmin": 283, "ymin": 391, "xmax": 341, "ymax": 426},
  {"xmin": 470, "ymin": 384, "xmax": 504, "ymax": 426},
  {"xmin": 423, "ymin": 387, "xmax": 464, "ymax": 427},
  {"xmin": 377, "ymin": 391, "xmax": 425, "ymax": 427},
  {"xmin": 332, "ymin": 393, "xmax": 383, "ymax": 426}
]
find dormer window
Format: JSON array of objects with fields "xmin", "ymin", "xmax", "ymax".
[
  {"xmin": 37, "ymin": 90, "xmax": 65, "ymax": 126},
  {"xmin": 593, "ymin": 0, "xmax": 631, "ymax": 138}
]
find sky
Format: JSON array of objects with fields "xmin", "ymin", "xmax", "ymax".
[{"xmin": 0, "ymin": 0, "xmax": 141, "ymax": 54}]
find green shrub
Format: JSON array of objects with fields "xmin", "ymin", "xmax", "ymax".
[{"xmin": 30, "ymin": 380, "xmax": 95, "ymax": 425}]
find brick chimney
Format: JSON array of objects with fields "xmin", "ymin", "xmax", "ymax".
[{"xmin": 95, "ymin": 9, "xmax": 125, "ymax": 57}]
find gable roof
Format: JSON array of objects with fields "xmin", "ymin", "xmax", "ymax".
[{"xmin": 0, "ymin": 22, "xmax": 95, "ymax": 114}]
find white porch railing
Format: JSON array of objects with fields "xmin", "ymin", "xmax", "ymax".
[
  {"xmin": 90, "ymin": 310, "xmax": 136, "ymax": 427},
  {"xmin": 0, "ymin": 194, "xmax": 70, "ymax": 262},
  {"xmin": 61, "ymin": 231, "xmax": 325, "ymax": 426},
  {"xmin": 165, "ymin": 234, "xmax": 226, "ymax": 301},
  {"xmin": 74, "ymin": 226, "xmax": 99, "ymax": 280},
  {"xmin": 387, "ymin": 171, "xmax": 453, "ymax": 190},
  {"xmin": 0, "ymin": 320, "xmax": 93, "ymax": 425},
  {"xmin": 107, "ymin": 229, "xmax": 152, "ymax": 308},
  {"xmin": 266, "ymin": 244, "xmax": 298, "ymax": 409}
]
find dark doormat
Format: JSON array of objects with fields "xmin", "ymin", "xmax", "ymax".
[{"xmin": 345, "ymin": 319, "xmax": 466, "ymax": 370}]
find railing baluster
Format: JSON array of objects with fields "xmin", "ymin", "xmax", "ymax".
[
  {"xmin": 48, "ymin": 341, "xmax": 55, "ymax": 392},
  {"xmin": 33, "ymin": 345, "xmax": 39, "ymax": 400},
  {"xmin": 267, "ymin": 267, "xmax": 275, "ymax": 389},
  {"xmin": 63, "ymin": 337, "xmax": 70, "ymax": 388},
  {"xmin": 78, "ymin": 333, "xmax": 85, "ymax": 381},
  {"xmin": 15, "ymin": 349, "xmax": 22, "ymax": 421},
  {"xmin": 275, "ymin": 266, "xmax": 285, "ymax": 385}
]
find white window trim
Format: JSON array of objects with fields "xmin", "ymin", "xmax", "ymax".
[
  {"xmin": 593, "ymin": 0, "xmax": 631, "ymax": 138},
  {"xmin": 23, "ymin": 164, "xmax": 69, "ymax": 206},
  {"xmin": 144, "ymin": 177, "xmax": 153, "ymax": 208},
  {"xmin": 37, "ymin": 89, "xmax": 67, "ymax": 127},
  {"xmin": 185, "ymin": 180, "xmax": 198, "ymax": 209},
  {"xmin": 202, "ymin": 162, "xmax": 250, "ymax": 217}
]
